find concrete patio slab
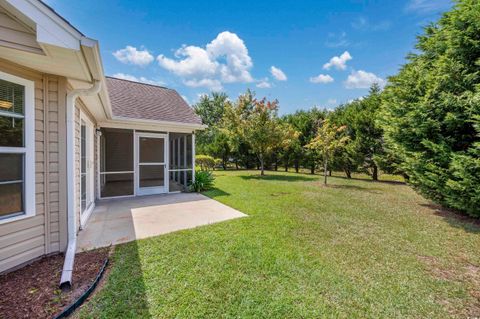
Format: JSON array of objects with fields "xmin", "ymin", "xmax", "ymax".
[{"xmin": 77, "ymin": 193, "xmax": 246, "ymax": 251}]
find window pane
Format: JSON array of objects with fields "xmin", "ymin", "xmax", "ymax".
[
  {"xmin": 139, "ymin": 137, "xmax": 164, "ymax": 163},
  {"xmin": 0, "ymin": 79, "xmax": 24, "ymax": 115},
  {"xmin": 100, "ymin": 173, "xmax": 133, "ymax": 197},
  {"xmin": 0, "ymin": 116, "xmax": 23, "ymax": 147},
  {"xmin": 0, "ymin": 183, "xmax": 23, "ymax": 217},
  {"xmin": 81, "ymin": 124, "xmax": 86, "ymax": 174},
  {"xmin": 140, "ymin": 165, "xmax": 165, "ymax": 187},
  {"xmin": 100, "ymin": 128, "xmax": 133, "ymax": 172},
  {"xmin": 0, "ymin": 153, "xmax": 23, "ymax": 182}
]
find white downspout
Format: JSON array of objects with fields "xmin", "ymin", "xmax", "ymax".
[{"xmin": 60, "ymin": 80, "xmax": 102, "ymax": 290}]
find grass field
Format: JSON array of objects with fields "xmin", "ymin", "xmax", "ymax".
[{"xmin": 78, "ymin": 170, "xmax": 480, "ymax": 318}]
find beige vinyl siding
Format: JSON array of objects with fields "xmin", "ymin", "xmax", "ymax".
[
  {"xmin": 0, "ymin": 6, "xmax": 43, "ymax": 54},
  {"xmin": 0, "ymin": 60, "xmax": 67, "ymax": 273}
]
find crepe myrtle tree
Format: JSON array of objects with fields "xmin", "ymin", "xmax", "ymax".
[
  {"xmin": 306, "ymin": 119, "xmax": 349, "ymax": 185},
  {"xmin": 223, "ymin": 92, "xmax": 289, "ymax": 176}
]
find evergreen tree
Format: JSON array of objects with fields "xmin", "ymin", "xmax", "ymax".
[{"xmin": 380, "ymin": 0, "xmax": 480, "ymax": 216}]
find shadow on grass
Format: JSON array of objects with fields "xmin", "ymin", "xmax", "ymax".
[
  {"xmin": 240, "ymin": 174, "xmax": 314, "ymax": 182},
  {"xmin": 420, "ymin": 203, "xmax": 480, "ymax": 234},
  {"xmin": 79, "ymin": 226, "xmax": 152, "ymax": 318},
  {"xmin": 331, "ymin": 174, "xmax": 406, "ymax": 185},
  {"xmin": 326, "ymin": 184, "xmax": 369, "ymax": 191},
  {"xmin": 204, "ymin": 188, "xmax": 231, "ymax": 198}
]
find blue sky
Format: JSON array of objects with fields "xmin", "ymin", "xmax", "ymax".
[{"xmin": 46, "ymin": 0, "xmax": 452, "ymax": 114}]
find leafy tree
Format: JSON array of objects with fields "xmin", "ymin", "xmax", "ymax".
[
  {"xmin": 329, "ymin": 85, "xmax": 385, "ymax": 180},
  {"xmin": 193, "ymin": 92, "xmax": 231, "ymax": 169},
  {"xmin": 350, "ymin": 84, "xmax": 384, "ymax": 180},
  {"xmin": 224, "ymin": 93, "xmax": 285, "ymax": 176},
  {"xmin": 380, "ymin": 0, "xmax": 480, "ymax": 216},
  {"xmin": 193, "ymin": 92, "xmax": 228, "ymax": 127},
  {"xmin": 329, "ymin": 102, "xmax": 363, "ymax": 178},
  {"xmin": 283, "ymin": 108, "xmax": 327, "ymax": 173},
  {"xmin": 306, "ymin": 119, "xmax": 349, "ymax": 184}
]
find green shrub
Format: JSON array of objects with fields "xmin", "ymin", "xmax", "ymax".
[
  {"xmin": 189, "ymin": 171, "xmax": 215, "ymax": 192},
  {"xmin": 214, "ymin": 158, "xmax": 223, "ymax": 169},
  {"xmin": 196, "ymin": 155, "xmax": 215, "ymax": 171}
]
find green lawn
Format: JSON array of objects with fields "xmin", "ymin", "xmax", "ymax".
[{"xmin": 78, "ymin": 170, "xmax": 480, "ymax": 318}]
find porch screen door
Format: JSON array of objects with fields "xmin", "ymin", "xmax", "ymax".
[{"xmin": 136, "ymin": 133, "xmax": 167, "ymax": 195}]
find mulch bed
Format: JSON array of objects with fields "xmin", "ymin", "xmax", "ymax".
[{"xmin": 0, "ymin": 248, "xmax": 109, "ymax": 319}]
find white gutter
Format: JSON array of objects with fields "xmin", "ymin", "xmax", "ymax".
[
  {"xmin": 60, "ymin": 80, "xmax": 102, "ymax": 290},
  {"xmin": 111, "ymin": 115, "xmax": 207, "ymax": 130}
]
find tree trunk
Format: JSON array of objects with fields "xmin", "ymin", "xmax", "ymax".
[
  {"xmin": 274, "ymin": 159, "xmax": 278, "ymax": 171},
  {"xmin": 285, "ymin": 165, "xmax": 288, "ymax": 172},
  {"xmin": 372, "ymin": 164, "xmax": 378, "ymax": 181},
  {"xmin": 323, "ymin": 157, "xmax": 328, "ymax": 185},
  {"xmin": 260, "ymin": 156, "xmax": 265, "ymax": 176},
  {"xmin": 294, "ymin": 159, "xmax": 299, "ymax": 173},
  {"xmin": 222, "ymin": 155, "xmax": 227, "ymax": 171},
  {"xmin": 235, "ymin": 160, "xmax": 239, "ymax": 170},
  {"xmin": 329, "ymin": 170, "xmax": 332, "ymax": 176},
  {"xmin": 310, "ymin": 164, "xmax": 315, "ymax": 175},
  {"xmin": 344, "ymin": 168, "xmax": 352, "ymax": 179}
]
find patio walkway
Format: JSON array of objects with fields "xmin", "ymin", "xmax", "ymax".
[{"xmin": 77, "ymin": 193, "xmax": 246, "ymax": 251}]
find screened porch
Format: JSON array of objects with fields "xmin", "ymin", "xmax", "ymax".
[{"xmin": 97, "ymin": 128, "xmax": 194, "ymax": 199}]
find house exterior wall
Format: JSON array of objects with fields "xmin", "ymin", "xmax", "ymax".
[
  {"xmin": 0, "ymin": 59, "xmax": 68, "ymax": 273},
  {"xmin": 0, "ymin": 6, "xmax": 43, "ymax": 54}
]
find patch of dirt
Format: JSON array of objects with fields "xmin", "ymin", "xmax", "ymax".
[
  {"xmin": 417, "ymin": 254, "xmax": 480, "ymax": 317},
  {"xmin": 0, "ymin": 248, "xmax": 110, "ymax": 319},
  {"xmin": 270, "ymin": 192, "xmax": 290, "ymax": 197}
]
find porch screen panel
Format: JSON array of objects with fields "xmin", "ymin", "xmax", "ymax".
[
  {"xmin": 168, "ymin": 133, "xmax": 194, "ymax": 191},
  {"xmin": 100, "ymin": 128, "xmax": 134, "ymax": 197}
]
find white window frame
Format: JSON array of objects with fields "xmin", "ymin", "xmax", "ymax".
[
  {"xmin": 0, "ymin": 71, "xmax": 35, "ymax": 224},
  {"xmin": 79, "ymin": 111, "xmax": 95, "ymax": 228}
]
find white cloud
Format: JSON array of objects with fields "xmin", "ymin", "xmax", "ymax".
[
  {"xmin": 327, "ymin": 98, "xmax": 337, "ymax": 105},
  {"xmin": 323, "ymin": 51, "xmax": 352, "ymax": 70},
  {"xmin": 325, "ymin": 32, "xmax": 349, "ymax": 48},
  {"xmin": 344, "ymin": 70, "xmax": 385, "ymax": 89},
  {"xmin": 157, "ymin": 31, "xmax": 253, "ymax": 90},
  {"xmin": 351, "ymin": 17, "xmax": 391, "ymax": 31},
  {"xmin": 113, "ymin": 46, "xmax": 154, "ymax": 66},
  {"xmin": 405, "ymin": 0, "xmax": 451, "ymax": 13},
  {"xmin": 309, "ymin": 74, "xmax": 334, "ymax": 84},
  {"xmin": 183, "ymin": 78, "xmax": 223, "ymax": 91},
  {"xmin": 256, "ymin": 78, "xmax": 272, "ymax": 88},
  {"xmin": 270, "ymin": 66, "xmax": 287, "ymax": 81},
  {"xmin": 112, "ymin": 73, "xmax": 164, "ymax": 86}
]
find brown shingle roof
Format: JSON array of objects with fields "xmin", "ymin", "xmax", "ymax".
[{"xmin": 106, "ymin": 77, "xmax": 202, "ymax": 125}]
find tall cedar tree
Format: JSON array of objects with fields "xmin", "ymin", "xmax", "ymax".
[{"xmin": 380, "ymin": 0, "xmax": 480, "ymax": 217}]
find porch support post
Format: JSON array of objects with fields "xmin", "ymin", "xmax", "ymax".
[{"xmin": 192, "ymin": 132, "xmax": 196, "ymax": 182}]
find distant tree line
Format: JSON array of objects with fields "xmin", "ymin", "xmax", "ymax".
[{"xmin": 194, "ymin": 0, "xmax": 479, "ymax": 217}]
